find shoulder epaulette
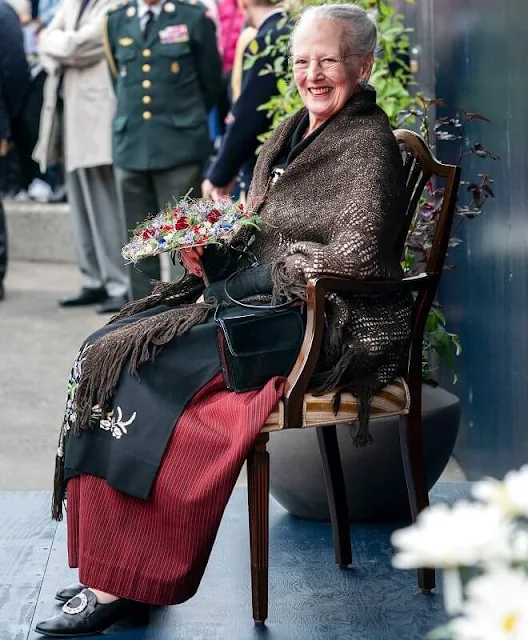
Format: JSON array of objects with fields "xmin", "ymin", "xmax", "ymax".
[
  {"xmin": 107, "ymin": 0, "xmax": 130, "ymax": 16},
  {"xmin": 177, "ymin": 0, "xmax": 206, "ymax": 11}
]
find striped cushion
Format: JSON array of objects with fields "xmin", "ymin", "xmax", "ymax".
[{"xmin": 262, "ymin": 378, "xmax": 410, "ymax": 432}]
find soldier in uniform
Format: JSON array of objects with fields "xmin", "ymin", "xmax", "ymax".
[{"xmin": 104, "ymin": 0, "xmax": 223, "ymax": 300}]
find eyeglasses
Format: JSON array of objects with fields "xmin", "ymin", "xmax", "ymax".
[{"xmin": 290, "ymin": 54, "xmax": 362, "ymax": 72}]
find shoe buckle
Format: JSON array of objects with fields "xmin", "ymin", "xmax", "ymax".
[{"xmin": 62, "ymin": 591, "xmax": 88, "ymax": 615}]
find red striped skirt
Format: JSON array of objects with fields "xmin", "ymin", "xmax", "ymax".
[{"xmin": 66, "ymin": 373, "xmax": 283, "ymax": 605}]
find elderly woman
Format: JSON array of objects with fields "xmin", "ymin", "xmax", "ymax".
[{"xmin": 36, "ymin": 4, "xmax": 410, "ymax": 637}]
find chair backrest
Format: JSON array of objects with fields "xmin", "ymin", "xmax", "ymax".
[
  {"xmin": 393, "ymin": 129, "xmax": 461, "ymax": 387},
  {"xmin": 393, "ymin": 129, "xmax": 461, "ymax": 279}
]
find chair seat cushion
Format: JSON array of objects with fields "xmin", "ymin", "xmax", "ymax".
[{"xmin": 262, "ymin": 378, "xmax": 410, "ymax": 432}]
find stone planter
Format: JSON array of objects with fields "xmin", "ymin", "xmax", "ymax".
[{"xmin": 268, "ymin": 384, "xmax": 460, "ymax": 522}]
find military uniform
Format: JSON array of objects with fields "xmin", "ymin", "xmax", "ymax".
[{"xmin": 104, "ymin": 0, "xmax": 223, "ymax": 299}]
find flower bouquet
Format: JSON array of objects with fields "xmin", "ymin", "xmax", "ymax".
[
  {"xmin": 122, "ymin": 196, "xmax": 261, "ymax": 285},
  {"xmin": 391, "ymin": 465, "xmax": 528, "ymax": 639}
]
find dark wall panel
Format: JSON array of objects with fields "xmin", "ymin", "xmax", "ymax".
[{"xmin": 404, "ymin": 0, "xmax": 528, "ymax": 478}]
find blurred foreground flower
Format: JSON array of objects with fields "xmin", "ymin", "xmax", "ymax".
[
  {"xmin": 391, "ymin": 502, "xmax": 508, "ymax": 570},
  {"xmin": 472, "ymin": 465, "xmax": 528, "ymax": 519},
  {"xmin": 431, "ymin": 569, "xmax": 528, "ymax": 640}
]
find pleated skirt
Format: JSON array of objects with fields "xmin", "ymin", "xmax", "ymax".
[{"xmin": 66, "ymin": 373, "xmax": 283, "ymax": 606}]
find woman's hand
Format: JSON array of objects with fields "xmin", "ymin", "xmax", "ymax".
[{"xmin": 180, "ymin": 246, "xmax": 204, "ymax": 278}]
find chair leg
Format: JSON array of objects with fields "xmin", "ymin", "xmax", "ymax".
[
  {"xmin": 247, "ymin": 433, "xmax": 270, "ymax": 625},
  {"xmin": 399, "ymin": 411, "xmax": 435, "ymax": 592},
  {"xmin": 316, "ymin": 426, "xmax": 352, "ymax": 568}
]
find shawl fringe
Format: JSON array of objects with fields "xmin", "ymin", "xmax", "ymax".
[
  {"xmin": 272, "ymin": 258, "xmax": 381, "ymax": 446},
  {"xmin": 109, "ymin": 275, "xmax": 204, "ymax": 324},
  {"xmin": 52, "ymin": 450, "xmax": 65, "ymax": 521},
  {"xmin": 270, "ymin": 259, "xmax": 307, "ymax": 304},
  {"xmin": 74, "ymin": 301, "xmax": 214, "ymax": 433}
]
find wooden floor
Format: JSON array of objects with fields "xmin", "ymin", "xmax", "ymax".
[{"xmin": 0, "ymin": 484, "xmax": 470, "ymax": 640}]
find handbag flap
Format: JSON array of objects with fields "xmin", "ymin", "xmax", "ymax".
[{"xmin": 218, "ymin": 307, "xmax": 304, "ymax": 357}]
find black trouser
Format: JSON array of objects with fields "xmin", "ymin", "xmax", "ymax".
[
  {"xmin": 0, "ymin": 200, "xmax": 7, "ymax": 283},
  {"xmin": 10, "ymin": 70, "xmax": 45, "ymax": 191}
]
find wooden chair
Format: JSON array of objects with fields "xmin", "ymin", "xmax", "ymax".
[{"xmin": 245, "ymin": 129, "xmax": 461, "ymax": 624}]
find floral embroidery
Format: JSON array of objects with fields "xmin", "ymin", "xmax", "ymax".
[
  {"xmin": 99, "ymin": 406, "xmax": 137, "ymax": 439},
  {"xmin": 63, "ymin": 343, "xmax": 92, "ymax": 434},
  {"xmin": 61, "ymin": 342, "xmax": 136, "ymax": 444}
]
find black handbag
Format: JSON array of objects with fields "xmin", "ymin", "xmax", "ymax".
[{"xmin": 215, "ymin": 269, "xmax": 305, "ymax": 392}]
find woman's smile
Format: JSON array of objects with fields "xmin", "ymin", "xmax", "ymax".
[{"xmin": 308, "ymin": 86, "xmax": 333, "ymax": 96}]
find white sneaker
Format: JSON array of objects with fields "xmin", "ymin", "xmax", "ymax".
[{"xmin": 28, "ymin": 179, "xmax": 53, "ymax": 203}]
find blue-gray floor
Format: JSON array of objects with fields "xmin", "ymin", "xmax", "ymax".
[{"xmin": 0, "ymin": 484, "xmax": 470, "ymax": 640}]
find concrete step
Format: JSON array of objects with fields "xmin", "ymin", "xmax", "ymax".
[{"xmin": 4, "ymin": 200, "xmax": 75, "ymax": 263}]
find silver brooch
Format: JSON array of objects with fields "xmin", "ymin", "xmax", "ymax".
[
  {"xmin": 62, "ymin": 592, "xmax": 88, "ymax": 615},
  {"xmin": 270, "ymin": 168, "xmax": 284, "ymax": 185}
]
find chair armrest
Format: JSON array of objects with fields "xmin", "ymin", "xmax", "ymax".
[
  {"xmin": 282, "ymin": 272, "xmax": 440, "ymax": 427},
  {"xmin": 309, "ymin": 272, "xmax": 440, "ymax": 296}
]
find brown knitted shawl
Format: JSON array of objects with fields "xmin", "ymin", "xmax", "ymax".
[{"xmin": 74, "ymin": 87, "xmax": 411, "ymax": 445}]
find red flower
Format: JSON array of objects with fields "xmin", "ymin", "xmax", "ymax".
[
  {"xmin": 175, "ymin": 217, "xmax": 189, "ymax": 230},
  {"xmin": 172, "ymin": 207, "xmax": 183, "ymax": 217},
  {"xmin": 237, "ymin": 203, "xmax": 245, "ymax": 211},
  {"xmin": 141, "ymin": 228, "xmax": 154, "ymax": 239},
  {"xmin": 207, "ymin": 209, "xmax": 222, "ymax": 223},
  {"xmin": 162, "ymin": 224, "xmax": 174, "ymax": 232},
  {"xmin": 193, "ymin": 225, "xmax": 201, "ymax": 233}
]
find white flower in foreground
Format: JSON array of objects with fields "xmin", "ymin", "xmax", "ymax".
[
  {"xmin": 448, "ymin": 569, "xmax": 528, "ymax": 640},
  {"xmin": 473, "ymin": 466, "xmax": 528, "ymax": 518},
  {"xmin": 391, "ymin": 502, "xmax": 508, "ymax": 570}
]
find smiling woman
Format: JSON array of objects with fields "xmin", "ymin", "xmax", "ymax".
[
  {"xmin": 290, "ymin": 4, "xmax": 376, "ymax": 136},
  {"xmin": 35, "ymin": 4, "xmax": 414, "ymax": 637}
]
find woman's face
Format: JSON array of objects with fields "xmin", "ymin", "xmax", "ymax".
[{"xmin": 292, "ymin": 19, "xmax": 372, "ymax": 127}]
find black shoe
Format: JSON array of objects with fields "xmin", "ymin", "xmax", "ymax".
[
  {"xmin": 59, "ymin": 287, "xmax": 108, "ymax": 308},
  {"xmin": 55, "ymin": 583, "xmax": 86, "ymax": 604},
  {"xmin": 35, "ymin": 589, "xmax": 148, "ymax": 637},
  {"xmin": 97, "ymin": 294, "xmax": 129, "ymax": 315}
]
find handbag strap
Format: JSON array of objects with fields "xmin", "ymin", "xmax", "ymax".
[{"xmin": 223, "ymin": 264, "xmax": 298, "ymax": 311}]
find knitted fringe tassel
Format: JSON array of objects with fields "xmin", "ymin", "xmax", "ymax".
[
  {"xmin": 74, "ymin": 301, "xmax": 214, "ymax": 433},
  {"xmin": 52, "ymin": 452, "xmax": 65, "ymax": 521}
]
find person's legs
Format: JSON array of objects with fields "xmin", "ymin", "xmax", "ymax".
[
  {"xmin": 152, "ymin": 163, "xmax": 202, "ymax": 282},
  {"xmin": 115, "ymin": 167, "xmax": 160, "ymax": 301},
  {"xmin": 79, "ymin": 165, "xmax": 128, "ymax": 300},
  {"xmin": 64, "ymin": 169, "xmax": 106, "ymax": 294}
]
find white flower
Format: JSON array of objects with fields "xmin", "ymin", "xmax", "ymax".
[
  {"xmin": 473, "ymin": 466, "xmax": 528, "ymax": 518},
  {"xmin": 99, "ymin": 406, "xmax": 136, "ymax": 439},
  {"xmin": 447, "ymin": 569, "xmax": 528, "ymax": 639},
  {"xmin": 391, "ymin": 502, "xmax": 509, "ymax": 570}
]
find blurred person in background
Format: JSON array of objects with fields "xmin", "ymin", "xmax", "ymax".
[
  {"xmin": 229, "ymin": 22, "xmax": 256, "ymax": 102},
  {"xmin": 38, "ymin": 0, "xmax": 62, "ymax": 27},
  {"xmin": 104, "ymin": 0, "xmax": 223, "ymax": 301},
  {"xmin": 0, "ymin": 0, "xmax": 47, "ymax": 202},
  {"xmin": 216, "ymin": 0, "xmax": 244, "ymax": 125},
  {"xmin": 202, "ymin": 0, "xmax": 289, "ymax": 200},
  {"xmin": 0, "ymin": 0, "xmax": 35, "ymax": 300},
  {"xmin": 6, "ymin": 0, "xmax": 31, "ymax": 24},
  {"xmin": 218, "ymin": 0, "xmax": 244, "ymax": 78},
  {"xmin": 33, "ymin": 0, "xmax": 129, "ymax": 314}
]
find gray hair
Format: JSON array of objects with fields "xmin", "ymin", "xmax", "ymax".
[{"xmin": 291, "ymin": 4, "xmax": 377, "ymax": 57}]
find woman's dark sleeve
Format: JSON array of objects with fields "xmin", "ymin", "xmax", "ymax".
[{"xmin": 204, "ymin": 263, "xmax": 272, "ymax": 303}]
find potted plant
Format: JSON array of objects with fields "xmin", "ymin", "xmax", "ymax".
[{"xmin": 252, "ymin": 1, "xmax": 498, "ymax": 521}]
